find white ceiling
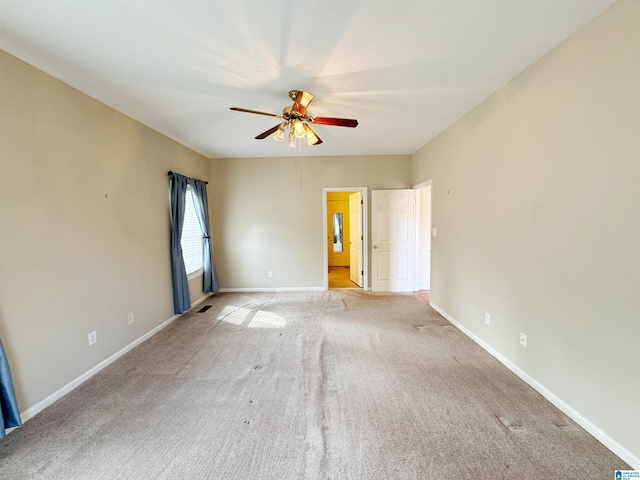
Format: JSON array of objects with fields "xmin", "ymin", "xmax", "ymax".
[{"xmin": 0, "ymin": 1, "xmax": 615, "ymax": 159}]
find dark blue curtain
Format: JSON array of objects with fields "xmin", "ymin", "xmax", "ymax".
[
  {"xmin": 169, "ymin": 174, "xmax": 191, "ymax": 314},
  {"xmin": 0, "ymin": 337, "xmax": 21, "ymax": 438},
  {"xmin": 189, "ymin": 179, "xmax": 219, "ymax": 293}
]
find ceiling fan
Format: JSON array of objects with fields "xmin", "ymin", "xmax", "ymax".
[{"xmin": 230, "ymin": 90, "xmax": 358, "ymax": 147}]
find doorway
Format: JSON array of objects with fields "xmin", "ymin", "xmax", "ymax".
[
  {"xmin": 323, "ymin": 188, "xmax": 368, "ymax": 290},
  {"xmin": 413, "ymin": 181, "xmax": 432, "ymax": 297}
]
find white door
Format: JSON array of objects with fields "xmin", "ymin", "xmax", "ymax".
[
  {"xmin": 349, "ymin": 192, "xmax": 363, "ymax": 287},
  {"xmin": 371, "ymin": 189, "xmax": 415, "ymax": 292}
]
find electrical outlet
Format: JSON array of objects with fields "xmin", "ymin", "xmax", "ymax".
[
  {"xmin": 88, "ymin": 331, "xmax": 97, "ymax": 346},
  {"xmin": 127, "ymin": 312, "xmax": 135, "ymax": 324},
  {"xmin": 485, "ymin": 312, "xmax": 491, "ymax": 325},
  {"xmin": 268, "ymin": 271, "xmax": 273, "ymax": 278},
  {"xmin": 520, "ymin": 332, "xmax": 527, "ymax": 347}
]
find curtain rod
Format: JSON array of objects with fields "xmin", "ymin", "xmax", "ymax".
[{"xmin": 167, "ymin": 171, "xmax": 208, "ymax": 184}]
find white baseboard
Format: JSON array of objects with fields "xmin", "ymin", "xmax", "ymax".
[
  {"xmin": 429, "ymin": 302, "xmax": 640, "ymax": 470},
  {"xmin": 16, "ymin": 293, "xmax": 213, "ymax": 426},
  {"xmin": 219, "ymin": 287, "xmax": 325, "ymax": 293}
]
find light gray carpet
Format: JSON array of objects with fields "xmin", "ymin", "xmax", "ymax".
[{"xmin": 0, "ymin": 291, "xmax": 629, "ymax": 479}]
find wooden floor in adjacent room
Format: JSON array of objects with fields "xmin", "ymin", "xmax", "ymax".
[{"xmin": 328, "ymin": 265, "xmax": 360, "ymax": 289}]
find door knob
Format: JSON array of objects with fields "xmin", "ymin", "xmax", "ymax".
[{"xmin": 373, "ymin": 245, "xmax": 378, "ymax": 249}]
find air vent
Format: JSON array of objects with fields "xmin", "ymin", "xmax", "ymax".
[{"xmin": 198, "ymin": 305, "xmax": 212, "ymax": 313}]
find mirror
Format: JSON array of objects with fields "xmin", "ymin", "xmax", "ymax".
[{"xmin": 332, "ymin": 212, "xmax": 343, "ymax": 252}]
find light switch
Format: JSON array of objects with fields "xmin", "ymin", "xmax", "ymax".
[{"xmin": 432, "ymin": 227, "xmax": 438, "ymax": 236}]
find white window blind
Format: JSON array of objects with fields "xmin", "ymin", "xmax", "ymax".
[{"xmin": 181, "ymin": 185, "xmax": 203, "ymax": 275}]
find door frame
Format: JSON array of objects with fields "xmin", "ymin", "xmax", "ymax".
[
  {"xmin": 323, "ymin": 187, "xmax": 369, "ymax": 291},
  {"xmin": 413, "ymin": 180, "xmax": 433, "ymax": 292}
]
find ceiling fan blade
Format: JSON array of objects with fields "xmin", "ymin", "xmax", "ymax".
[
  {"xmin": 310, "ymin": 117, "xmax": 358, "ymax": 128},
  {"xmin": 230, "ymin": 107, "xmax": 282, "ymax": 118},
  {"xmin": 289, "ymin": 90, "xmax": 314, "ymax": 115},
  {"xmin": 255, "ymin": 124, "xmax": 281, "ymax": 139}
]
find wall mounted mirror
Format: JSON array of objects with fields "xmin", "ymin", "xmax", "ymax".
[{"xmin": 332, "ymin": 212, "xmax": 343, "ymax": 252}]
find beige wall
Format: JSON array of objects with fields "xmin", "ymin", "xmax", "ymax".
[
  {"xmin": 412, "ymin": 0, "xmax": 639, "ymax": 463},
  {"xmin": 0, "ymin": 50, "xmax": 210, "ymax": 412},
  {"xmin": 209, "ymin": 155, "xmax": 411, "ymax": 289}
]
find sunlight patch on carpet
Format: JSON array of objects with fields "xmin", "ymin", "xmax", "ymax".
[
  {"xmin": 248, "ymin": 310, "xmax": 286, "ymax": 329},
  {"xmin": 217, "ymin": 305, "xmax": 251, "ymax": 325}
]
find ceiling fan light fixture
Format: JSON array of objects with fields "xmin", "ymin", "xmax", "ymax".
[
  {"xmin": 293, "ymin": 119, "xmax": 306, "ymax": 138},
  {"xmin": 303, "ymin": 123, "xmax": 319, "ymax": 145},
  {"xmin": 286, "ymin": 126, "xmax": 296, "ymax": 148},
  {"xmin": 273, "ymin": 122, "xmax": 286, "ymax": 142}
]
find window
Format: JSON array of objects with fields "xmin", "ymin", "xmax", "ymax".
[{"xmin": 181, "ymin": 185, "xmax": 203, "ymax": 276}]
